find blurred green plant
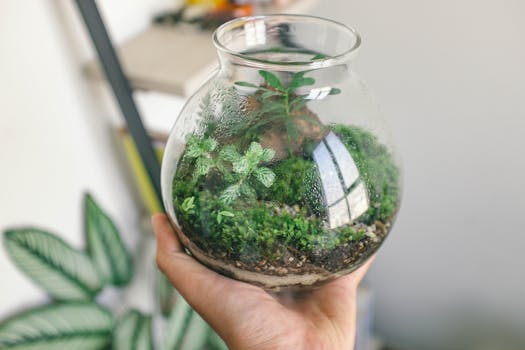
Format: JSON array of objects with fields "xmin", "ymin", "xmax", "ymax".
[{"xmin": 1, "ymin": 194, "xmax": 227, "ymax": 350}]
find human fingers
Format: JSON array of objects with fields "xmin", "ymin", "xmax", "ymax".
[{"xmin": 152, "ymin": 214, "xmax": 271, "ymax": 339}]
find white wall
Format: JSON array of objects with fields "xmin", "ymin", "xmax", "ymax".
[
  {"xmin": 0, "ymin": 0, "xmax": 174, "ymax": 317},
  {"xmin": 311, "ymin": 0, "xmax": 525, "ymax": 348},
  {"xmin": 1, "ymin": 0, "xmax": 524, "ymax": 349}
]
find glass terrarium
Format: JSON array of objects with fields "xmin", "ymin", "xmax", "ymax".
[{"xmin": 161, "ymin": 14, "xmax": 401, "ymax": 290}]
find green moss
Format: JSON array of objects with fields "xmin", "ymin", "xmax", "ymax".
[
  {"xmin": 331, "ymin": 125, "xmax": 400, "ymax": 223},
  {"xmin": 172, "ymin": 124, "xmax": 400, "ymax": 264},
  {"xmin": 257, "ymin": 157, "xmax": 315, "ymax": 206}
]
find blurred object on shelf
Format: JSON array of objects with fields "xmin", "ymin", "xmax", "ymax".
[
  {"xmin": 155, "ymin": 0, "xmax": 307, "ymax": 30},
  {"xmin": 85, "ymin": 0, "xmax": 320, "ymax": 97},
  {"xmin": 155, "ymin": 0, "xmax": 254, "ymax": 30}
]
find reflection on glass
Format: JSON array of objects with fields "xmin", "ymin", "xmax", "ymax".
[{"xmin": 313, "ymin": 132, "xmax": 369, "ymax": 228}]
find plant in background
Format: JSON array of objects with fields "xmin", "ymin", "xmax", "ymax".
[{"xmin": 0, "ymin": 194, "xmax": 227, "ymax": 350}]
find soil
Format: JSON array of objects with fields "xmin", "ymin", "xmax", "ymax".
[{"xmin": 179, "ymin": 218, "xmax": 391, "ymax": 278}]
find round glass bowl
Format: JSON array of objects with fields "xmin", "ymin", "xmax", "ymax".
[{"xmin": 161, "ymin": 15, "xmax": 401, "ymax": 290}]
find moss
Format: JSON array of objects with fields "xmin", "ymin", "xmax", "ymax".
[
  {"xmin": 172, "ymin": 124, "xmax": 399, "ymax": 264},
  {"xmin": 331, "ymin": 125, "xmax": 400, "ymax": 223},
  {"xmin": 256, "ymin": 156, "xmax": 315, "ymax": 206}
]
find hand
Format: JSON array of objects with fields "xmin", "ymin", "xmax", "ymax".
[{"xmin": 153, "ymin": 213, "xmax": 373, "ymax": 350}]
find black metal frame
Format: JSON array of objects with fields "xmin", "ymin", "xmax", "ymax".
[{"xmin": 75, "ymin": 0, "xmax": 163, "ymax": 206}]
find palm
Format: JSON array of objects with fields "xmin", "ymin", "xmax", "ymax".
[{"xmin": 153, "ymin": 214, "xmax": 371, "ymax": 350}]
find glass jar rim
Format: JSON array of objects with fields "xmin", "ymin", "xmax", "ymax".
[{"xmin": 213, "ymin": 14, "xmax": 361, "ymax": 70}]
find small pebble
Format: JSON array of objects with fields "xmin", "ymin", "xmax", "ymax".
[
  {"xmin": 276, "ymin": 267, "xmax": 288, "ymax": 276},
  {"xmin": 288, "ymin": 257, "xmax": 294, "ymax": 262}
]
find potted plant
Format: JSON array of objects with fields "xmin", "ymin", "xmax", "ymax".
[{"xmin": 161, "ymin": 14, "xmax": 401, "ymax": 290}]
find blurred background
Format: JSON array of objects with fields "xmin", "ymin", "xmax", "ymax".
[{"xmin": 1, "ymin": 0, "xmax": 524, "ymax": 349}]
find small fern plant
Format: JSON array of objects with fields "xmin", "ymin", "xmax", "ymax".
[{"xmin": 183, "ymin": 135, "xmax": 276, "ymax": 204}]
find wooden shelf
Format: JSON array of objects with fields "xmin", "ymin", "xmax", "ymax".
[{"xmin": 84, "ymin": 0, "xmax": 320, "ymax": 97}]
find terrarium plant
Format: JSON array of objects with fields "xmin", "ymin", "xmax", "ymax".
[{"xmin": 161, "ymin": 15, "xmax": 402, "ymax": 290}]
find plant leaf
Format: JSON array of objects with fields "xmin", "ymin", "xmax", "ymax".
[
  {"xmin": 329, "ymin": 87, "xmax": 342, "ymax": 95},
  {"xmin": 232, "ymin": 158, "xmax": 249, "ymax": 175},
  {"xmin": 254, "ymin": 167, "xmax": 276, "ymax": 188},
  {"xmin": 0, "ymin": 302, "xmax": 113, "ymax": 349},
  {"xmin": 289, "ymin": 75, "xmax": 315, "ymax": 91},
  {"xmin": 184, "ymin": 136, "xmax": 203, "ymax": 158},
  {"xmin": 246, "ymin": 142, "xmax": 263, "ymax": 158},
  {"xmin": 261, "ymin": 91, "xmax": 281, "ymax": 99},
  {"xmin": 201, "ymin": 137, "xmax": 218, "ymax": 152},
  {"xmin": 260, "ymin": 148, "xmax": 275, "ymax": 163},
  {"xmin": 4, "ymin": 228, "xmax": 102, "ymax": 301},
  {"xmin": 234, "ymin": 81, "xmax": 259, "ymax": 89},
  {"xmin": 85, "ymin": 194, "xmax": 132, "ymax": 287},
  {"xmin": 259, "ymin": 70, "xmax": 283, "ymax": 90},
  {"xmin": 162, "ymin": 293, "xmax": 193, "ymax": 350},
  {"xmin": 113, "ymin": 310, "xmax": 153, "ymax": 350},
  {"xmin": 220, "ymin": 184, "xmax": 240, "ymax": 204},
  {"xmin": 178, "ymin": 312, "xmax": 209, "ymax": 350},
  {"xmin": 239, "ymin": 183, "xmax": 257, "ymax": 199},
  {"xmin": 207, "ymin": 330, "xmax": 229, "ymax": 350},
  {"xmin": 219, "ymin": 145, "xmax": 240, "ymax": 162},
  {"xmin": 195, "ymin": 157, "xmax": 213, "ymax": 176},
  {"xmin": 312, "ymin": 53, "xmax": 327, "ymax": 60}
]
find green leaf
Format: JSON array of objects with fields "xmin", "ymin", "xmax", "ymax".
[
  {"xmin": 0, "ymin": 302, "xmax": 113, "ymax": 349},
  {"xmin": 261, "ymin": 91, "xmax": 281, "ymax": 99},
  {"xmin": 201, "ymin": 137, "xmax": 218, "ymax": 152},
  {"xmin": 216, "ymin": 211, "xmax": 234, "ymax": 224},
  {"xmin": 239, "ymin": 183, "xmax": 257, "ymax": 199},
  {"xmin": 329, "ymin": 87, "xmax": 342, "ymax": 95},
  {"xmin": 312, "ymin": 53, "xmax": 328, "ymax": 60},
  {"xmin": 178, "ymin": 312, "xmax": 209, "ymax": 350},
  {"xmin": 4, "ymin": 229, "xmax": 102, "ymax": 301},
  {"xmin": 184, "ymin": 136, "xmax": 203, "ymax": 158},
  {"xmin": 289, "ymin": 74, "xmax": 315, "ymax": 91},
  {"xmin": 246, "ymin": 142, "xmax": 263, "ymax": 158},
  {"xmin": 259, "ymin": 70, "xmax": 283, "ymax": 90},
  {"xmin": 113, "ymin": 310, "xmax": 154, "ymax": 350},
  {"xmin": 219, "ymin": 145, "xmax": 240, "ymax": 162},
  {"xmin": 195, "ymin": 157, "xmax": 213, "ymax": 176},
  {"xmin": 180, "ymin": 197, "xmax": 195, "ymax": 213},
  {"xmin": 234, "ymin": 81, "xmax": 259, "ymax": 89},
  {"xmin": 232, "ymin": 158, "xmax": 249, "ymax": 175},
  {"xmin": 260, "ymin": 148, "xmax": 275, "ymax": 163},
  {"xmin": 254, "ymin": 167, "xmax": 276, "ymax": 188},
  {"xmin": 220, "ymin": 184, "xmax": 240, "ymax": 204},
  {"xmin": 85, "ymin": 194, "xmax": 132, "ymax": 287},
  {"xmin": 162, "ymin": 293, "xmax": 193, "ymax": 350},
  {"xmin": 206, "ymin": 330, "xmax": 229, "ymax": 350}
]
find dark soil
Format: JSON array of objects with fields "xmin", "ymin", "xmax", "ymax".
[{"xmin": 180, "ymin": 220, "xmax": 390, "ymax": 277}]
